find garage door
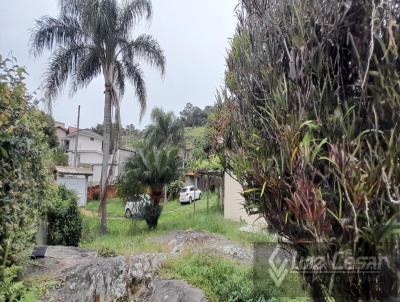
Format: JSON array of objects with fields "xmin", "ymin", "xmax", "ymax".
[{"xmin": 57, "ymin": 176, "xmax": 87, "ymax": 207}]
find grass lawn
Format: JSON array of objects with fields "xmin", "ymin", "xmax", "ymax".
[
  {"xmin": 184, "ymin": 127, "xmax": 206, "ymax": 144},
  {"xmin": 81, "ymin": 193, "xmax": 269, "ymax": 256}
]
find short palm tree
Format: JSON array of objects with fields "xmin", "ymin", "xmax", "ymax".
[
  {"xmin": 145, "ymin": 107, "xmax": 184, "ymax": 148},
  {"xmin": 31, "ymin": 0, "xmax": 165, "ymax": 234},
  {"xmin": 121, "ymin": 147, "xmax": 179, "ymax": 228}
]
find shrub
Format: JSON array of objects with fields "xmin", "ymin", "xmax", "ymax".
[
  {"xmin": 218, "ymin": 0, "xmax": 400, "ymax": 301},
  {"xmin": 47, "ymin": 186, "xmax": 82, "ymax": 247},
  {"xmin": 167, "ymin": 180, "xmax": 184, "ymax": 199}
]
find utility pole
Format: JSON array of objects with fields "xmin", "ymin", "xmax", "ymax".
[{"xmin": 74, "ymin": 105, "xmax": 81, "ymax": 167}]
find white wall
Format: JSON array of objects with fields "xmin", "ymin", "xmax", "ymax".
[
  {"xmin": 68, "ymin": 134, "xmax": 102, "ymax": 153},
  {"xmin": 224, "ymin": 173, "xmax": 265, "ymax": 226}
]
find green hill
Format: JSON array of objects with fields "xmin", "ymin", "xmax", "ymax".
[{"xmin": 184, "ymin": 127, "xmax": 205, "ymax": 145}]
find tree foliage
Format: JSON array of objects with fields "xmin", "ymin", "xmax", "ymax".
[
  {"xmin": 180, "ymin": 102, "xmax": 214, "ymax": 128},
  {"xmin": 145, "ymin": 107, "xmax": 184, "ymax": 148},
  {"xmin": 219, "ymin": 0, "xmax": 400, "ymax": 300}
]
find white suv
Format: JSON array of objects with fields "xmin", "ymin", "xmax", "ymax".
[{"xmin": 179, "ymin": 186, "xmax": 202, "ymax": 204}]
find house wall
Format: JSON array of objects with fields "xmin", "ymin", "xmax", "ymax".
[
  {"xmin": 68, "ymin": 134, "xmax": 102, "ymax": 153},
  {"xmin": 224, "ymin": 172, "xmax": 264, "ymax": 225},
  {"xmin": 55, "ymin": 127, "xmax": 67, "ymax": 149}
]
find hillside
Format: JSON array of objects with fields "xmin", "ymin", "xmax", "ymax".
[{"xmin": 184, "ymin": 127, "xmax": 205, "ymax": 145}]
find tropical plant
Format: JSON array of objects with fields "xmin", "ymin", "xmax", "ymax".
[
  {"xmin": 0, "ymin": 56, "xmax": 53, "ymax": 301},
  {"xmin": 31, "ymin": 0, "xmax": 165, "ymax": 234},
  {"xmin": 118, "ymin": 147, "xmax": 179, "ymax": 228},
  {"xmin": 218, "ymin": 0, "xmax": 400, "ymax": 301},
  {"xmin": 145, "ymin": 107, "xmax": 184, "ymax": 148}
]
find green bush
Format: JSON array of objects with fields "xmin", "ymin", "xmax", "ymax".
[
  {"xmin": 218, "ymin": 0, "xmax": 400, "ymax": 301},
  {"xmin": 47, "ymin": 186, "xmax": 82, "ymax": 247},
  {"xmin": 167, "ymin": 180, "xmax": 184, "ymax": 199}
]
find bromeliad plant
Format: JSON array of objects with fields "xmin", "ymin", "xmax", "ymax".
[
  {"xmin": 117, "ymin": 147, "xmax": 180, "ymax": 229},
  {"xmin": 217, "ymin": 0, "xmax": 400, "ymax": 300}
]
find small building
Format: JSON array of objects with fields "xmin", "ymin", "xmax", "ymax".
[{"xmin": 54, "ymin": 166, "xmax": 93, "ymax": 207}]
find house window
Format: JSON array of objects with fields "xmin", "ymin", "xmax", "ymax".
[{"xmin": 90, "ymin": 137, "xmax": 94, "ymax": 141}]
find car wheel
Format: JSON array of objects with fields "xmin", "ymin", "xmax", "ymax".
[
  {"xmin": 125, "ymin": 209, "xmax": 132, "ymax": 219},
  {"xmin": 189, "ymin": 197, "xmax": 192, "ymax": 204}
]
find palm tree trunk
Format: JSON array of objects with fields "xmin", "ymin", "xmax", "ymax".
[{"xmin": 100, "ymin": 83, "xmax": 112, "ymax": 234}]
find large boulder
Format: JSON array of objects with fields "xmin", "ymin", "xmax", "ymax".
[
  {"xmin": 25, "ymin": 246, "xmax": 170, "ymax": 302},
  {"xmin": 48, "ymin": 256, "xmax": 128, "ymax": 302}
]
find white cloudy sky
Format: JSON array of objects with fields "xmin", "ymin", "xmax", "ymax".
[{"xmin": 0, "ymin": 0, "xmax": 238, "ymax": 129}]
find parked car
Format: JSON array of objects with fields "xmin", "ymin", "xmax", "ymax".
[
  {"xmin": 179, "ymin": 186, "xmax": 202, "ymax": 204},
  {"xmin": 124, "ymin": 195, "xmax": 151, "ymax": 219}
]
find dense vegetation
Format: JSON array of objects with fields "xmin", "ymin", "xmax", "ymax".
[
  {"xmin": 217, "ymin": 0, "xmax": 400, "ymax": 300},
  {"xmin": 0, "ymin": 56, "xmax": 53, "ymax": 300}
]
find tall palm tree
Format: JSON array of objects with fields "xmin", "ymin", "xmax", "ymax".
[
  {"xmin": 31, "ymin": 0, "xmax": 165, "ymax": 234},
  {"xmin": 145, "ymin": 107, "xmax": 184, "ymax": 148}
]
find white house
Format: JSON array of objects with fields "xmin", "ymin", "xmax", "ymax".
[{"xmin": 67, "ymin": 129, "xmax": 134, "ymax": 185}]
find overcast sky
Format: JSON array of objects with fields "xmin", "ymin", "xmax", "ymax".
[{"xmin": 0, "ymin": 0, "xmax": 238, "ymax": 129}]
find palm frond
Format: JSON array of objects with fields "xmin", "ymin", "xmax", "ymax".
[
  {"xmin": 44, "ymin": 44, "xmax": 88, "ymax": 99},
  {"xmin": 121, "ymin": 34, "xmax": 166, "ymax": 75},
  {"xmin": 123, "ymin": 60, "xmax": 146, "ymax": 118},
  {"xmin": 71, "ymin": 46, "xmax": 102, "ymax": 94},
  {"xmin": 118, "ymin": 0, "xmax": 152, "ymax": 36},
  {"xmin": 31, "ymin": 15, "xmax": 85, "ymax": 56}
]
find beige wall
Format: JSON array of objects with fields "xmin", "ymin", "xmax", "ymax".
[{"xmin": 224, "ymin": 173, "xmax": 265, "ymax": 226}]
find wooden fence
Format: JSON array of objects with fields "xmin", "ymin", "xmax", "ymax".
[{"xmin": 87, "ymin": 185, "xmax": 117, "ymax": 201}]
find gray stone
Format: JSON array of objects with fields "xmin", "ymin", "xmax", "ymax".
[
  {"xmin": 137, "ymin": 279, "xmax": 208, "ymax": 302},
  {"xmin": 25, "ymin": 246, "xmax": 168, "ymax": 302},
  {"xmin": 154, "ymin": 230, "xmax": 254, "ymax": 264},
  {"xmin": 48, "ymin": 256, "xmax": 128, "ymax": 302}
]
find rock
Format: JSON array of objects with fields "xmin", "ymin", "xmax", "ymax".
[
  {"xmin": 128, "ymin": 253, "xmax": 167, "ymax": 289},
  {"xmin": 48, "ymin": 256, "xmax": 128, "ymax": 302},
  {"xmin": 24, "ymin": 246, "xmax": 98, "ymax": 279},
  {"xmin": 25, "ymin": 246, "xmax": 168, "ymax": 302},
  {"xmin": 137, "ymin": 279, "xmax": 208, "ymax": 302},
  {"xmin": 154, "ymin": 230, "xmax": 254, "ymax": 264},
  {"xmin": 239, "ymin": 225, "xmax": 263, "ymax": 233}
]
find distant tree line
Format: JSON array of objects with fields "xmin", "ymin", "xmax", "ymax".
[{"xmin": 179, "ymin": 102, "xmax": 214, "ymax": 128}]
